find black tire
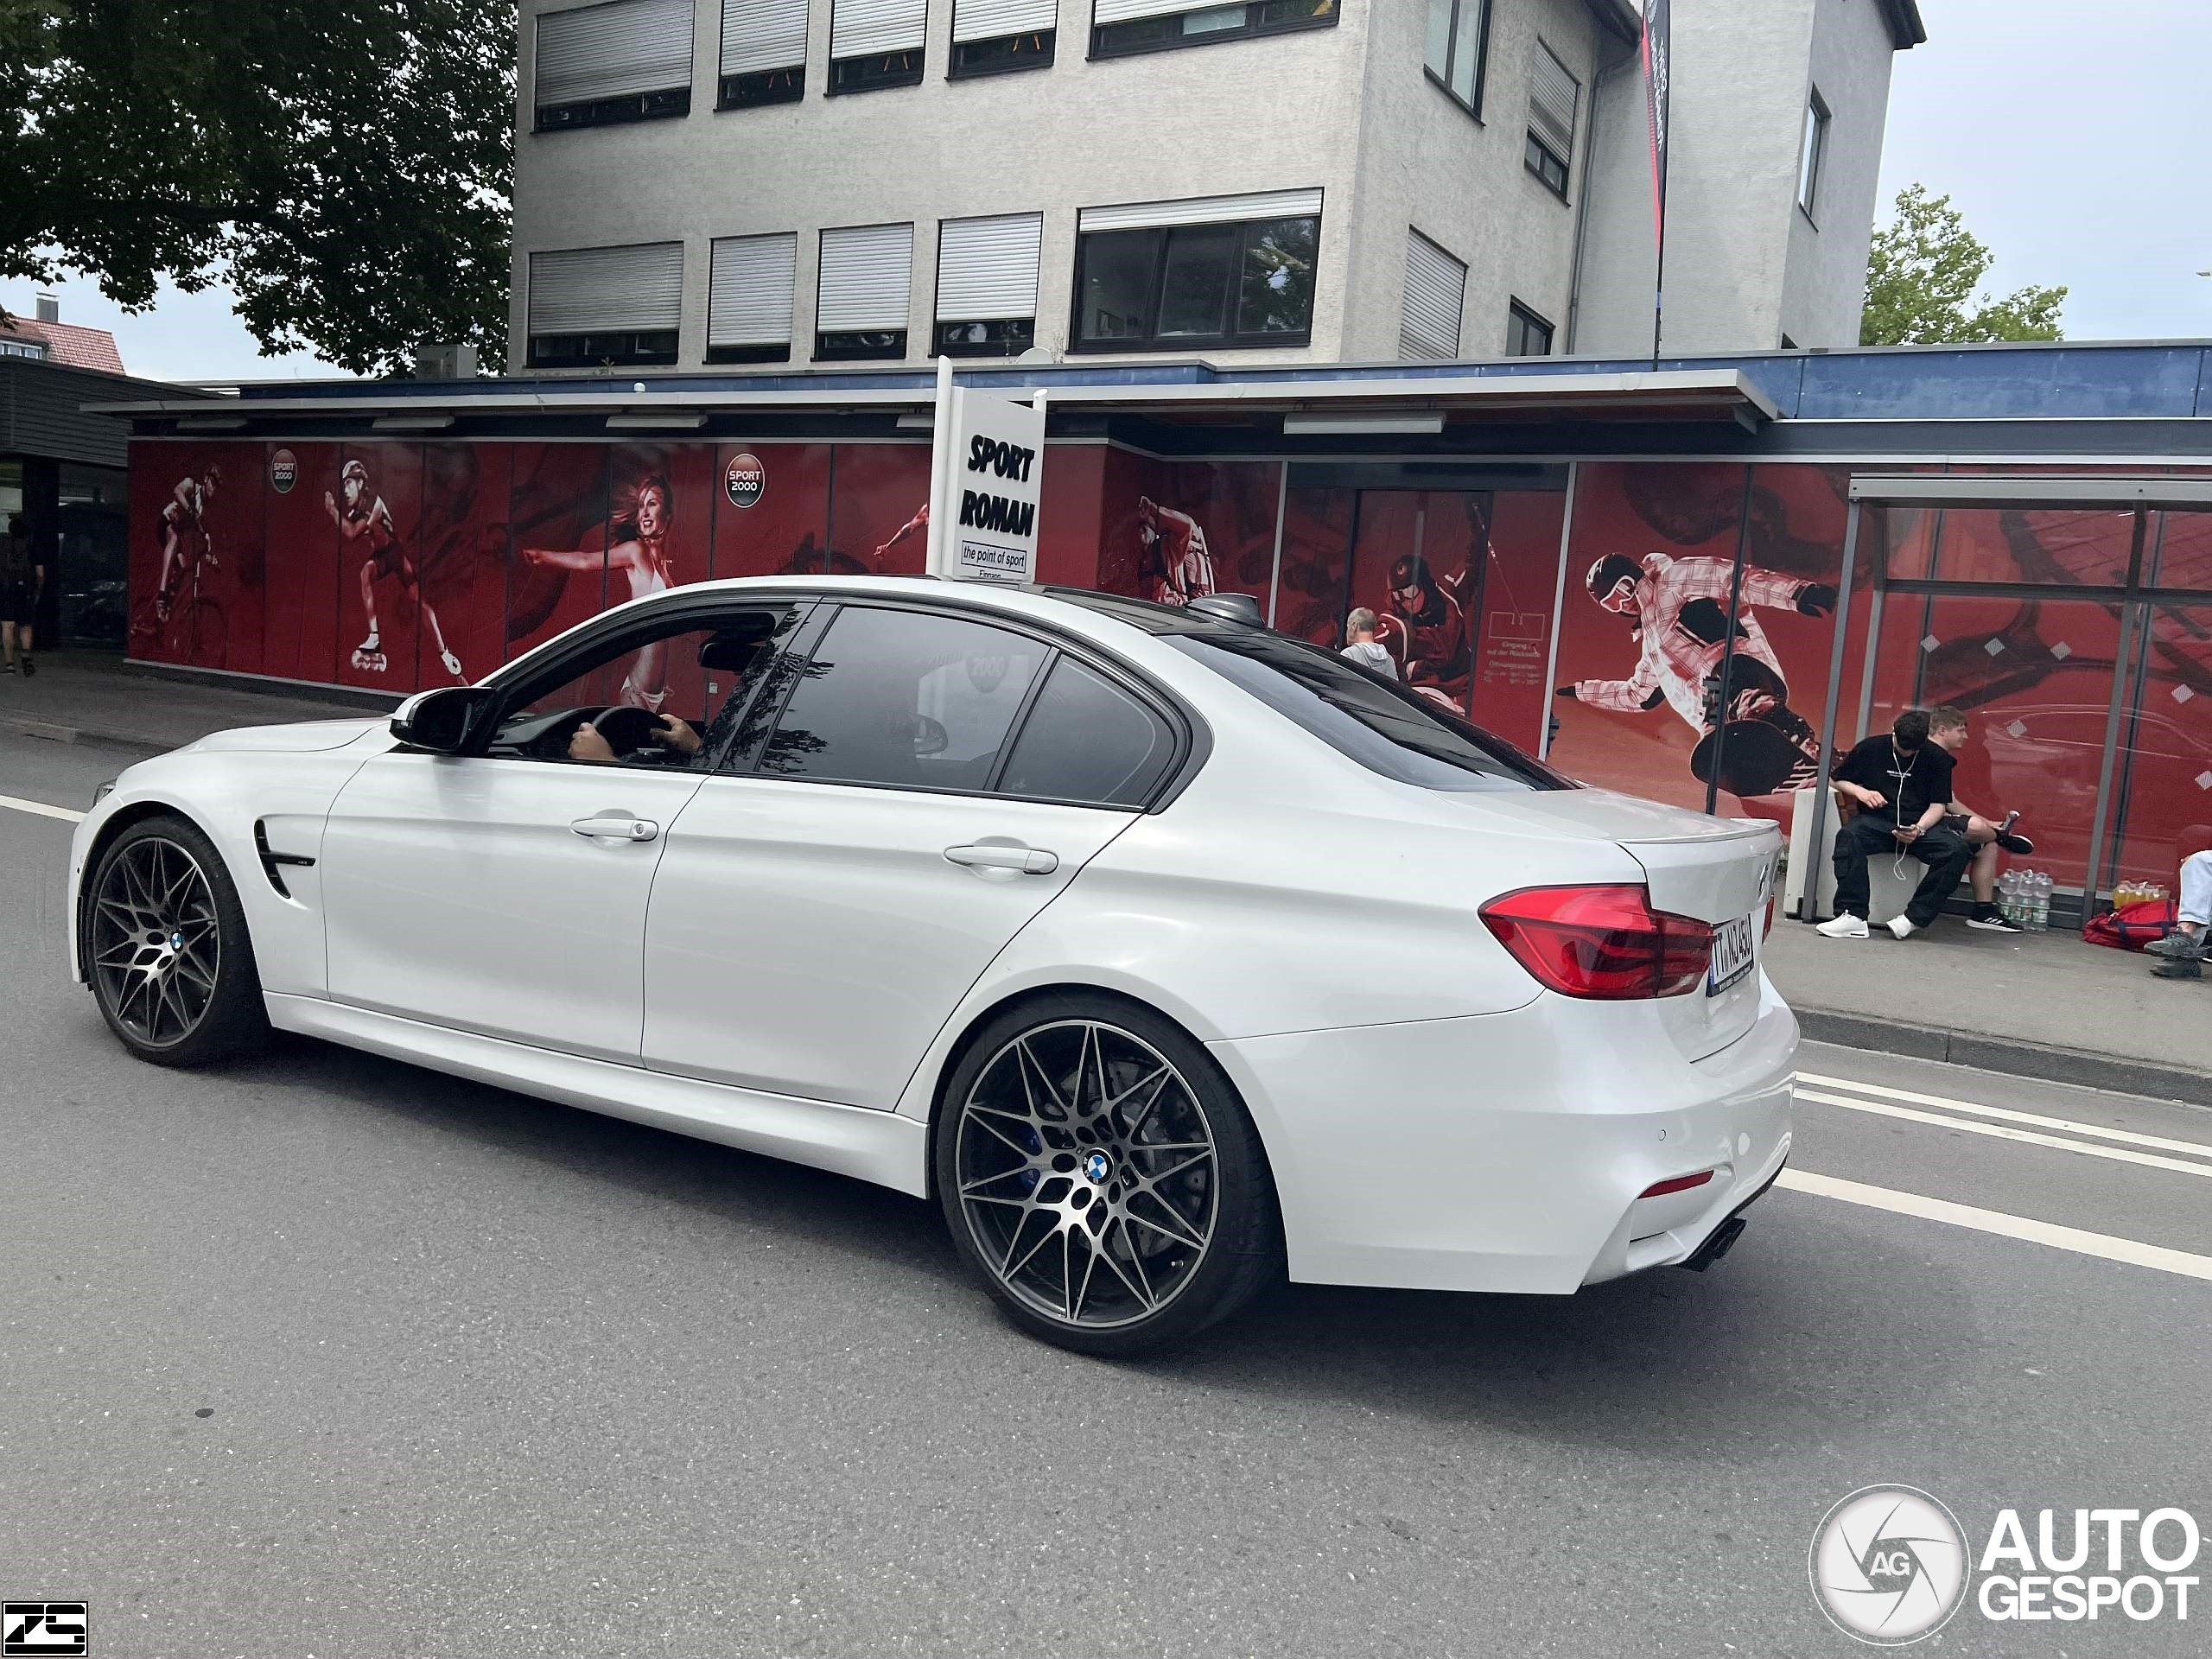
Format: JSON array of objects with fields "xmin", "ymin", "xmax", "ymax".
[
  {"xmin": 85, "ymin": 814, "xmax": 269, "ymax": 1067},
  {"xmin": 934, "ymin": 991, "xmax": 1281, "ymax": 1357}
]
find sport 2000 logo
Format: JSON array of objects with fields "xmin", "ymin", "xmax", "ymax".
[{"xmin": 1809, "ymin": 1485, "xmax": 2202, "ymax": 1644}]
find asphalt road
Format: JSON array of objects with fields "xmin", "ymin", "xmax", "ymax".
[{"xmin": 3, "ymin": 728, "xmax": 2209, "ymax": 1659}]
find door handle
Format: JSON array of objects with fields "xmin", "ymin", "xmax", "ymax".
[
  {"xmin": 944, "ymin": 843, "xmax": 1059, "ymax": 875},
  {"xmin": 569, "ymin": 816, "xmax": 660, "ymax": 842}
]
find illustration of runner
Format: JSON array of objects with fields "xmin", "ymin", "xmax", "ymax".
[
  {"xmin": 1374, "ymin": 554, "xmax": 1472, "ymax": 707},
  {"xmin": 155, "ymin": 466, "xmax": 220, "ymax": 623},
  {"xmin": 874, "ymin": 500, "xmax": 930, "ymax": 568},
  {"xmin": 518, "ymin": 474, "xmax": 677, "ymax": 709},
  {"xmin": 328, "ymin": 459, "xmax": 466, "ymax": 680},
  {"xmin": 1557, "ymin": 551, "xmax": 1837, "ymax": 797},
  {"xmin": 1137, "ymin": 497, "xmax": 1215, "ymax": 606}
]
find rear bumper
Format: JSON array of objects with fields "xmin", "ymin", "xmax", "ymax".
[{"xmin": 1209, "ymin": 974, "xmax": 1797, "ymax": 1295}]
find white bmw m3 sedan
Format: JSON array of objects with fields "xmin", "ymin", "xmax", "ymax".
[{"xmin": 69, "ymin": 576, "xmax": 1795, "ymax": 1353}]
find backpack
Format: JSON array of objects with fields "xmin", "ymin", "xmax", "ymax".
[{"xmin": 2082, "ymin": 897, "xmax": 2179, "ymax": 952}]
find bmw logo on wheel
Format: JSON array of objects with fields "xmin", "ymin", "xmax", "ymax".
[{"xmin": 1083, "ymin": 1151, "xmax": 1110, "ymax": 1184}]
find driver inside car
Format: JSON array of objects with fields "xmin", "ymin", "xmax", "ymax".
[
  {"xmin": 556, "ymin": 620, "xmax": 781, "ymax": 767},
  {"xmin": 566, "ymin": 714, "xmax": 701, "ymax": 765}
]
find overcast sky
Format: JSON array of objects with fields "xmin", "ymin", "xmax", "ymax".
[{"xmin": 7, "ymin": 0, "xmax": 2210, "ymax": 381}]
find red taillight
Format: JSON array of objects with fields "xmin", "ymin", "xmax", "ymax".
[
  {"xmin": 1478, "ymin": 884, "xmax": 1713, "ymax": 1000},
  {"xmin": 1639, "ymin": 1170, "xmax": 1717, "ymax": 1198},
  {"xmin": 1764, "ymin": 896, "xmax": 1777, "ymax": 938}
]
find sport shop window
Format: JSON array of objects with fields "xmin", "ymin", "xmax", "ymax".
[
  {"xmin": 830, "ymin": 0, "xmax": 925, "ymax": 92},
  {"xmin": 1073, "ymin": 189, "xmax": 1320, "ymax": 353},
  {"xmin": 719, "ymin": 0, "xmax": 808, "ymax": 107},
  {"xmin": 708, "ymin": 232, "xmax": 798, "ymax": 362},
  {"xmin": 1398, "ymin": 228, "xmax": 1465, "ymax": 362},
  {"xmin": 527, "ymin": 243, "xmax": 683, "ymax": 367},
  {"xmin": 535, "ymin": 0, "xmax": 695, "ymax": 130},
  {"xmin": 1423, "ymin": 0, "xmax": 1491, "ymax": 118},
  {"xmin": 936, "ymin": 213, "xmax": 1043, "ymax": 357},
  {"xmin": 953, "ymin": 0, "xmax": 1057, "ymax": 76},
  {"xmin": 1505, "ymin": 298, "xmax": 1553, "ymax": 358},
  {"xmin": 1525, "ymin": 41, "xmax": 1579, "ymax": 199},
  {"xmin": 817, "ymin": 222, "xmax": 913, "ymax": 359},
  {"xmin": 1090, "ymin": 1, "xmax": 1337, "ymax": 60}
]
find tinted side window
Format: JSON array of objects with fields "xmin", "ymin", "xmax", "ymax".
[
  {"xmin": 998, "ymin": 657, "xmax": 1177, "ymax": 807},
  {"xmin": 760, "ymin": 607, "xmax": 1047, "ymax": 791}
]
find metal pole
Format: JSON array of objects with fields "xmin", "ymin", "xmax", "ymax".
[
  {"xmin": 1796, "ymin": 499, "xmax": 1862, "ymax": 921},
  {"xmin": 1702, "ymin": 468, "xmax": 1758, "ymax": 815},
  {"xmin": 1264, "ymin": 463, "xmax": 1289, "ymax": 626},
  {"xmin": 1540, "ymin": 461, "xmax": 1580, "ymax": 760},
  {"xmin": 2082, "ymin": 512, "xmax": 2150, "ymax": 917},
  {"xmin": 925, "ymin": 354, "xmax": 955, "ymax": 577}
]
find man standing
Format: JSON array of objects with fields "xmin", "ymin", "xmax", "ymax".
[
  {"xmin": 1, "ymin": 513, "xmax": 41, "ymax": 677},
  {"xmin": 1816, "ymin": 709, "xmax": 1976, "ymax": 940},
  {"xmin": 1340, "ymin": 607, "xmax": 1397, "ymax": 678},
  {"xmin": 1923, "ymin": 703, "xmax": 2037, "ymax": 932}
]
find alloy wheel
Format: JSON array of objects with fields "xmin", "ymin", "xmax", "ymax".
[
  {"xmin": 90, "ymin": 836, "xmax": 221, "ymax": 1047},
  {"xmin": 951, "ymin": 1019, "xmax": 1220, "ymax": 1330}
]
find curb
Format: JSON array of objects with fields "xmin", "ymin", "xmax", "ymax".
[{"xmin": 1796, "ymin": 1007, "xmax": 2212, "ymax": 1109}]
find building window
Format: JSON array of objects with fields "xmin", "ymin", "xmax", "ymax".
[
  {"xmin": 1505, "ymin": 299, "xmax": 1553, "ymax": 358},
  {"xmin": 1424, "ymin": 0, "xmax": 1491, "ymax": 117},
  {"xmin": 936, "ymin": 213, "xmax": 1044, "ymax": 358},
  {"xmin": 1090, "ymin": 1, "xmax": 1337, "ymax": 60},
  {"xmin": 534, "ymin": 0, "xmax": 696, "ymax": 130},
  {"xmin": 1072, "ymin": 189, "xmax": 1320, "ymax": 353},
  {"xmin": 1524, "ymin": 41, "xmax": 1579, "ymax": 200},
  {"xmin": 719, "ymin": 0, "xmax": 808, "ymax": 107},
  {"xmin": 0, "ymin": 339, "xmax": 48, "ymax": 360},
  {"xmin": 830, "ymin": 0, "xmax": 925, "ymax": 92},
  {"xmin": 1797, "ymin": 87, "xmax": 1831, "ymax": 219},
  {"xmin": 952, "ymin": 1, "xmax": 1056, "ymax": 75},
  {"xmin": 528, "ymin": 243, "xmax": 684, "ymax": 367},
  {"xmin": 1398, "ymin": 229, "xmax": 1466, "ymax": 362},
  {"xmin": 817, "ymin": 222, "xmax": 914, "ymax": 359},
  {"xmin": 708, "ymin": 232, "xmax": 798, "ymax": 363}
]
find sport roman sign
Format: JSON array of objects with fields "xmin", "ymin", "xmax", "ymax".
[{"xmin": 925, "ymin": 359, "xmax": 1046, "ymax": 586}]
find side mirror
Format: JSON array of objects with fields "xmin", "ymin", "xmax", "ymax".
[{"xmin": 391, "ymin": 686, "xmax": 499, "ymax": 754}]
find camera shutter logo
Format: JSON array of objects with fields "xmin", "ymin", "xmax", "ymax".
[
  {"xmin": 723, "ymin": 452, "xmax": 766, "ymax": 510},
  {"xmin": 269, "ymin": 448, "xmax": 299, "ymax": 495},
  {"xmin": 1809, "ymin": 1486, "xmax": 1971, "ymax": 1645},
  {"xmin": 3, "ymin": 1603, "xmax": 88, "ymax": 1657}
]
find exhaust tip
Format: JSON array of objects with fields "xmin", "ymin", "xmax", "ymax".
[{"xmin": 1680, "ymin": 1214, "xmax": 1748, "ymax": 1273}]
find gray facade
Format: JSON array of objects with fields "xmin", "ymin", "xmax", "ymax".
[{"xmin": 508, "ymin": 0, "xmax": 1919, "ymax": 372}]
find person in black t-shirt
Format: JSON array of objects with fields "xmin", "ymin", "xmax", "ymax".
[{"xmin": 1815, "ymin": 709, "xmax": 1976, "ymax": 939}]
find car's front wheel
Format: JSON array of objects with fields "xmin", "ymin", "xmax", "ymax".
[
  {"xmin": 86, "ymin": 815, "xmax": 268, "ymax": 1066},
  {"xmin": 936, "ymin": 994, "xmax": 1281, "ymax": 1356}
]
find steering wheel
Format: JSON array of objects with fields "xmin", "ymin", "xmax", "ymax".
[{"xmin": 592, "ymin": 703, "xmax": 665, "ymax": 758}]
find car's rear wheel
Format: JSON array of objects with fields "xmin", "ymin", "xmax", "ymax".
[
  {"xmin": 86, "ymin": 816, "xmax": 267, "ymax": 1066},
  {"xmin": 936, "ymin": 994, "xmax": 1281, "ymax": 1356}
]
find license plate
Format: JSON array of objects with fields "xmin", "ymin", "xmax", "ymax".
[{"xmin": 1707, "ymin": 912, "xmax": 1757, "ymax": 996}]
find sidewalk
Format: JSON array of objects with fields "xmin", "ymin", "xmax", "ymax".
[
  {"xmin": 0, "ymin": 650, "xmax": 395, "ymax": 753},
  {"xmin": 1764, "ymin": 914, "xmax": 2212, "ymax": 1108}
]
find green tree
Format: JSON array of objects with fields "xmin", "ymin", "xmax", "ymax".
[
  {"xmin": 1861, "ymin": 184, "xmax": 2067, "ymax": 346},
  {"xmin": 0, "ymin": 0, "xmax": 515, "ymax": 375}
]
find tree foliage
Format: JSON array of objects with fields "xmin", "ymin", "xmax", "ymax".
[
  {"xmin": 1861, "ymin": 184, "xmax": 2066, "ymax": 346},
  {"xmin": 0, "ymin": 1, "xmax": 515, "ymax": 375}
]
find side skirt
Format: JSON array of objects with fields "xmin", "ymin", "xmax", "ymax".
[{"xmin": 265, "ymin": 993, "xmax": 930, "ymax": 1198}]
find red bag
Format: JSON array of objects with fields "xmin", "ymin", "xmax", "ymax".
[{"xmin": 2082, "ymin": 898, "xmax": 2180, "ymax": 951}]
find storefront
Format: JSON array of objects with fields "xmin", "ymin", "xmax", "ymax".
[{"xmin": 101, "ymin": 342, "xmax": 2212, "ymax": 913}]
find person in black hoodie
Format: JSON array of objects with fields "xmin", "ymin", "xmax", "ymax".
[{"xmin": 1816, "ymin": 709, "xmax": 1976, "ymax": 940}]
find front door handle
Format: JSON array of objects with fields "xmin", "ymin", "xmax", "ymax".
[
  {"xmin": 570, "ymin": 816, "xmax": 660, "ymax": 842},
  {"xmin": 944, "ymin": 843, "xmax": 1059, "ymax": 875}
]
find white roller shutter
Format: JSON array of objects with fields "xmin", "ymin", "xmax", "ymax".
[
  {"xmin": 936, "ymin": 214, "xmax": 1043, "ymax": 321},
  {"xmin": 830, "ymin": 0, "xmax": 925, "ymax": 55},
  {"xmin": 955, "ymin": 0, "xmax": 1057, "ymax": 41},
  {"xmin": 1529, "ymin": 42, "xmax": 1580, "ymax": 156},
  {"xmin": 529, "ymin": 244, "xmax": 685, "ymax": 335},
  {"xmin": 1398, "ymin": 230, "xmax": 1465, "ymax": 362},
  {"xmin": 818, "ymin": 224, "xmax": 914, "ymax": 331},
  {"xmin": 536, "ymin": 0, "xmax": 695, "ymax": 107},
  {"xmin": 1077, "ymin": 188, "xmax": 1323, "ymax": 234},
  {"xmin": 1093, "ymin": 0, "xmax": 1206, "ymax": 22},
  {"xmin": 709, "ymin": 233, "xmax": 798, "ymax": 346},
  {"xmin": 721, "ymin": 0, "xmax": 809, "ymax": 73}
]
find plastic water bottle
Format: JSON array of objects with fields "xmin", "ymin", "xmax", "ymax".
[
  {"xmin": 1999, "ymin": 869, "xmax": 2023, "ymax": 925},
  {"xmin": 2031, "ymin": 871, "xmax": 2053, "ymax": 931}
]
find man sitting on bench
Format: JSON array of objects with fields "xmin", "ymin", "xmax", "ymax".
[{"xmin": 1816, "ymin": 709, "xmax": 1976, "ymax": 941}]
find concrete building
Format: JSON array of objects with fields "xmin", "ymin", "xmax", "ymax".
[{"xmin": 507, "ymin": 0, "xmax": 1923, "ymax": 375}]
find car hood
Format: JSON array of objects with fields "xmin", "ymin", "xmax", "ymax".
[{"xmin": 179, "ymin": 718, "xmax": 390, "ymax": 755}]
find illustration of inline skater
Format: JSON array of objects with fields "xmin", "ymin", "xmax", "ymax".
[
  {"xmin": 1557, "ymin": 551, "xmax": 1837, "ymax": 798},
  {"xmin": 1374, "ymin": 554, "xmax": 1473, "ymax": 709},
  {"xmin": 155, "ymin": 466, "xmax": 220, "ymax": 623},
  {"xmin": 517, "ymin": 474, "xmax": 677, "ymax": 709},
  {"xmin": 328, "ymin": 459, "xmax": 466, "ymax": 680},
  {"xmin": 1137, "ymin": 497, "xmax": 1215, "ymax": 606},
  {"xmin": 874, "ymin": 500, "xmax": 930, "ymax": 569}
]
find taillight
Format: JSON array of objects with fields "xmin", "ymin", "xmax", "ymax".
[{"xmin": 1479, "ymin": 884, "xmax": 1713, "ymax": 1000}]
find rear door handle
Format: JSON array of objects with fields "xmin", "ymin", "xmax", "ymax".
[
  {"xmin": 944, "ymin": 843, "xmax": 1059, "ymax": 875},
  {"xmin": 570, "ymin": 816, "xmax": 660, "ymax": 842}
]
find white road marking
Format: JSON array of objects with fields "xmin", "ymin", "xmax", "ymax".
[
  {"xmin": 1796, "ymin": 1087, "xmax": 2212, "ymax": 1181},
  {"xmin": 1778, "ymin": 1169, "xmax": 2212, "ymax": 1284},
  {"xmin": 1798, "ymin": 1070, "xmax": 2212, "ymax": 1160},
  {"xmin": 0, "ymin": 791, "xmax": 85, "ymax": 823}
]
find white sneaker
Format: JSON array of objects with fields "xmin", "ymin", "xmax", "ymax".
[
  {"xmin": 1888, "ymin": 916, "xmax": 1918, "ymax": 939},
  {"xmin": 1816, "ymin": 914, "xmax": 1869, "ymax": 939}
]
